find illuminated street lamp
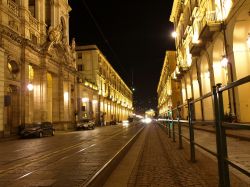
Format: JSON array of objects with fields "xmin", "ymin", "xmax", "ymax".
[
  {"xmin": 247, "ymin": 33, "xmax": 250, "ymax": 49},
  {"xmin": 82, "ymin": 97, "xmax": 89, "ymax": 102},
  {"xmin": 27, "ymin": 83, "xmax": 33, "ymax": 91},
  {"xmin": 220, "ymin": 56, "xmax": 228, "ymax": 68},
  {"xmin": 171, "ymin": 31, "xmax": 177, "ymax": 38}
]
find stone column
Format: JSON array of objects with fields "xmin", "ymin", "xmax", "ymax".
[
  {"xmin": 40, "ymin": 68, "xmax": 48, "ymax": 121},
  {"xmin": 0, "ymin": 48, "xmax": 5, "ymax": 137},
  {"xmin": 58, "ymin": 70, "xmax": 65, "ymax": 124}
]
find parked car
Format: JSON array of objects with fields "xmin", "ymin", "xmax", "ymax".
[
  {"xmin": 20, "ymin": 122, "xmax": 55, "ymax": 138},
  {"xmin": 76, "ymin": 119, "xmax": 95, "ymax": 130}
]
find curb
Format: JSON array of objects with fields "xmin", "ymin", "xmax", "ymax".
[
  {"xmin": 82, "ymin": 126, "xmax": 145, "ymax": 187},
  {"xmin": 192, "ymin": 126, "xmax": 250, "ymax": 141}
]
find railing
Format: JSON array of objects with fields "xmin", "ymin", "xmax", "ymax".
[
  {"xmin": 29, "ymin": 15, "xmax": 39, "ymax": 30},
  {"xmin": 159, "ymin": 75, "xmax": 250, "ymax": 187},
  {"xmin": 7, "ymin": 0, "xmax": 19, "ymax": 17}
]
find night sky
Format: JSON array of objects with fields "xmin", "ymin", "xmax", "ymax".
[{"xmin": 69, "ymin": 0, "xmax": 175, "ymax": 114}]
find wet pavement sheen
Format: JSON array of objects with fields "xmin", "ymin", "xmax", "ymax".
[{"xmin": 0, "ymin": 123, "xmax": 143, "ymax": 187}]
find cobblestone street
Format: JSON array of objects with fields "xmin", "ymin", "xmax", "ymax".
[
  {"xmin": 128, "ymin": 123, "xmax": 218, "ymax": 187},
  {"xmin": 106, "ymin": 123, "xmax": 218, "ymax": 187}
]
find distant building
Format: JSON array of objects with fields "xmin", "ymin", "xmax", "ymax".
[
  {"xmin": 0, "ymin": 0, "xmax": 77, "ymax": 137},
  {"xmin": 145, "ymin": 109, "xmax": 155, "ymax": 118},
  {"xmin": 170, "ymin": 0, "xmax": 250, "ymax": 122},
  {"xmin": 76, "ymin": 45, "xmax": 133, "ymax": 125},
  {"xmin": 157, "ymin": 51, "xmax": 181, "ymax": 118}
]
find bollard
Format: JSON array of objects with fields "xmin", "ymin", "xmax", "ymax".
[
  {"xmin": 188, "ymin": 99, "xmax": 195, "ymax": 162},
  {"xmin": 213, "ymin": 84, "xmax": 230, "ymax": 187}
]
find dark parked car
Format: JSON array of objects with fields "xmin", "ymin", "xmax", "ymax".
[
  {"xmin": 76, "ymin": 119, "xmax": 95, "ymax": 130},
  {"xmin": 20, "ymin": 122, "xmax": 55, "ymax": 138}
]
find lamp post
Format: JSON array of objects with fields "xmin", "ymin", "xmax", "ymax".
[{"xmin": 220, "ymin": 56, "xmax": 236, "ymax": 120}]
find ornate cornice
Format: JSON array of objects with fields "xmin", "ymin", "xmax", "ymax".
[
  {"xmin": 170, "ymin": 0, "xmax": 182, "ymax": 22},
  {"xmin": 0, "ymin": 25, "xmax": 23, "ymax": 45}
]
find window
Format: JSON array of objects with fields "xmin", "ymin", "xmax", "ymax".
[
  {"xmin": 31, "ymin": 34, "xmax": 37, "ymax": 44},
  {"xmin": 45, "ymin": 0, "xmax": 51, "ymax": 26},
  {"xmin": 29, "ymin": 0, "xmax": 35, "ymax": 18},
  {"xmin": 77, "ymin": 64, "xmax": 84, "ymax": 71},
  {"xmin": 78, "ymin": 53, "xmax": 82, "ymax": 59}
]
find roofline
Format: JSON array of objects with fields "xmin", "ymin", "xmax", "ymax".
[{"xmin": 169, "ymin": 0, "xmax": 181, "ymax": 22}]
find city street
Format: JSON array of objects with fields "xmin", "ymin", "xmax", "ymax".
[{"xmin": 0, "ymin": 123, "xmax": 143, "ymax": 187}]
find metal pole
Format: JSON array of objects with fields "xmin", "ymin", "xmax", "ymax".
[
  {"xmin": 168, "ymin": 120, "xmax": 171, "ymax": 138},
  {"xmin": 213, "ymin": 84, "xmax": 230, "ymax": 187},
  {"xmin": 172, "ymin": 116, "xmax": 175, "ymax": 142},
  {"xmin": 177, "ymin": 107, "xmax": 183, "ymax": 149},
  {"xmin": 188, "ymin": 99, "xmax": 195, "ymax": 162}
]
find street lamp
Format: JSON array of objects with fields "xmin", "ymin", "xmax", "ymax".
[
  {"xmin": 220, "ymin": 56, "xmax": 228, "ymax": 68},
  {"xmin": 220, "ymin": 55, "xmax": 236, "ymax": 120},
  {"xmin": 82, "ymin": 97, "xmax": 89, "ymax": 102},
  {"xmin": 247, "ymin": 33, "xmax": 250, "ymax": 49},
  {"xmin": 27, "ymin": 83, "xmax": 33, "ymax": 91},
  {"xmin": 171, "ymin": 31, "xmax": 177, "ymax": 38}
]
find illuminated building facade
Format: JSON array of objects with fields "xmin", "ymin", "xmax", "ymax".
[
  {"xmin": 170, "ymin": 0, "xmax": 250, "ymax": 122},
  {"xmin": 0, "ymin": 0, "xmax": 77, "ymax": 137},
  {"xmin": 76, "ymin": 45, "xmax": 133, "ymax": 125},
  {"xmin": 145, "ymin": 109, "xmax": 155, "ymax": 118},
  {"xmin": 157, "ymin": 51, "xmax": 181, "ymax": 118}
]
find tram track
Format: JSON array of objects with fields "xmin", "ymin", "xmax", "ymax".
[{"xmin": 0, "ymin": 124, "xmax": 141, "ymax": 181}]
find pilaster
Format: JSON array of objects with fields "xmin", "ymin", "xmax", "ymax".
[{"xmin": 0, "ymin": 48, "xmax": 5, "ymax": 137}]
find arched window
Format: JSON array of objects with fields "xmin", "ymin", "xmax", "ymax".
[
  {"xmin": 29, "ymin": 0, "xmax": 36, "ymax": 18},
  {"xmin": 45, "ymin": 0, "xmax": 51, "ymax": 26}
]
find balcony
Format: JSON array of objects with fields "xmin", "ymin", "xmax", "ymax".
[
  {"xmin": 189, "ymin": 41, "xmax": 204, "ymax": 57},
  {"xmin": 7, "ymin": 0, "xmax": 19, "ymax": 17},
  {"xmin": 199, "ymin": 11, "xmax": 221, "ymax": 41},
  {"xmin": 29, "ymin": 15, "xmax": 39, "ymax": 30}
]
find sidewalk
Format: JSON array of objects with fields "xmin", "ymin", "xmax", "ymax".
[
  {"xmin": 105, "ymin": 123, "xmax": 219, "ymax": 187},
  {"xmin": 192, "ymin": 123, "xmax": 250, "ymax": 141}
]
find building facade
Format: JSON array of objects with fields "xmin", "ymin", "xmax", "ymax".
[
  {"xmin": 76, "ymin": 45, "xmax": 133, "ymax": 125},
  {"xmin": 0, "ymin": 0, "xmax": 77, "ymax": 137},
  {"xmin": 157, "ymin": 51, "xmax": 182, "ymax": 118},
  {"xmin": 170, "ymin": 0, "xmax": 250, "ymax": 122}
]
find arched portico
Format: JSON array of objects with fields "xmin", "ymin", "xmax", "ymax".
[
  {"xmin": 232, "ymin": 1, "xmax": 250, "ymax": 122},
  {"xmin": 200, "ymin": 55, "xmax": 214, "ymax": 120},
  {"xmin": 212, "ymin": 37, "xmax": 230, "ymax": 115}
]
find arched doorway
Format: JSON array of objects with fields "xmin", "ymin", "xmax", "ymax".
[
  {"xmin": 6, "ymin": 85, "xmax": 20, "ymax": 134},
  {"xmin": 232, "ymin": 2, "xmax": 250, "ymax": 122}
]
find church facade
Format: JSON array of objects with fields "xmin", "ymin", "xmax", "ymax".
[{"xmin": 0, "ymin": 0, "xmax": 77, "ymax": 137}]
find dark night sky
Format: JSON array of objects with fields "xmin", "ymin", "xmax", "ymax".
[{"xmin": 68, "ymin": 0, "xmax": 175, "ymax": 114}]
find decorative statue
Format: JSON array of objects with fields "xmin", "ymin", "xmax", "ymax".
[{"xmin": 48, "ymin": 24, "xmax": 62, "ymax": 44}]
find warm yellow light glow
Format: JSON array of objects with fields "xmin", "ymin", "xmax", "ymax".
[
  {"xmin": 171, "ymin": 31, "xmax": 177, "ymax": 38},
  {"xmin": 215, "ymin": 0, "xmax": 232, "ymax": 20},
  {"xmin": 122, "ymin": 120, "xmax": 129, "ymax": 126},
  {"xmin": 247, "ymin": 34, "xmax": 250, "ymax": 49},
  {"xmin": 64, "ymin": 92, "xmax": 69, "ymax": 101},
  {"xmin": 205, "ymin": 71, "xmax": 210, "ymax": 78},
  {"xmin": 27, "ymin": 83, "xmax": 33, "ymax": 91},
  {"xmin": 221, "ymin": 57, "xmax": 228, "ymax": 68},
  {"xmin": 142, "ymin": 118, "xmax": 152, "ymax": 124},
  {"xmin": 28, "ymin": 65, "xmax": 34, "ymax": 80},
  {"xmin": 82, "ymin": 97, "xmax": 89, "ymax": 102},
  {"xmin": 92, "ymin": 100, "xmax": 98, "ymax": 104}
]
